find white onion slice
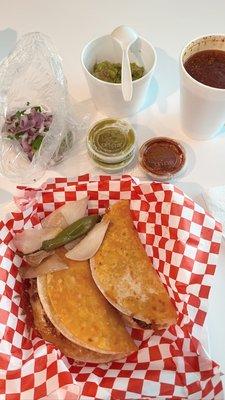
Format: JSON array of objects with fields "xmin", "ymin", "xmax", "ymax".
[
  {"xmin": 14, "ymin": 197, "xmax": 88, "ymax": 256},
  {"xmin": 41, "ymin": 212, "xmax": 66, "ymax": 229},
  {"xmin": 64, "ymin": 236, "xmax": 85, "ymax": 251},
  {"xmin": 24, "ymin": 250, "xmax": 54, "ymax": 267},
  {"xmin": 65, "ymin": 218, "xmax": 110, "ymax": 261},
  {"xmin": 20, "ymin": 253, "xmax": 68, "ymax": 279},
  {"xmin": 42, "ymin": 197, "xmax": 88, "ymax": 229},
  {"xmin": 13, "ymin": 226, "xmax": 61, "ymax": 255}
]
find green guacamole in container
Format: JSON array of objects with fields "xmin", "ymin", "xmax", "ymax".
[
  {"xmin": 92, "ymin": 61, "xmax": 145, "ymax": 83},
  {"xmin": 87, "ymin": 118, "xmax": 136, "ymax": 171}
]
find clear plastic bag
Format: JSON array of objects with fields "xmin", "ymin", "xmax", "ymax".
[{"xmin": 0, "ymin": 32, "xmax": 86, "ymax": 183}]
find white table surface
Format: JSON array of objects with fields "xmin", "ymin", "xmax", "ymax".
[{"xmin": 0, "ymin": 0, "xmax": 225, "ymax": 389}]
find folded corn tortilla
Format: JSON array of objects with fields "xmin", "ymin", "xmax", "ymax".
[
  {"xmin": 30, "ymin": 283, "xmax": 127, "ymax": 363},
  {"xmin": 90, "ymin": 200, "xmax": 177, "ymax": 328},
  {"xmin": 37, "ymin": 248, "xmax": 136, "ymax": 355}
]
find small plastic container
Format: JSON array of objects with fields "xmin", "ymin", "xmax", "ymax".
[
  {"xmin": 139, "ymin": 137, "xmax": 186, "ymax": 181},
  {"xmin": 87, "ymin": 118, "xmax": 136, "ymax": 171}
]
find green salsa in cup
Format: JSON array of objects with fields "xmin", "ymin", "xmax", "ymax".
[{"xmin": 87, "ymin": 118, "xmax": 136, "ymax": 171}]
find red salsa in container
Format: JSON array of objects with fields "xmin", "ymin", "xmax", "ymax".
[{"xmin": 139, "ymin": 137, "xmax": 186, "ymax": 180}]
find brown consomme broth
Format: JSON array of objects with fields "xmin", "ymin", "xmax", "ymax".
[{"xmin": 184, "ymin": 49, "xmax": 225, "ymax": 89}]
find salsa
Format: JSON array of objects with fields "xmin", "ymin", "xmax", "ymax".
[
  {"xmin": 87, "ymin": 118, "xmax": 136, "ymax": 171},
  {"xmin": 139, "ymin": 137, "xmax": 185, "ymax": 179},
  {"xmin": 184, "ymin": 49, "xmax": 225, "ymax": 89},
  {"xmin": 88, "ymin": 119, "xmax": 135, "ymax": 156},
  {"xmin": 92, "ymin": 61, "xmax": 145, "ymax": 83}
]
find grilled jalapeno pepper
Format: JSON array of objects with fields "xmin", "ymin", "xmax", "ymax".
[{"xmin": 41, "ymin": 215, "xmax": 100, "ymax": 252}]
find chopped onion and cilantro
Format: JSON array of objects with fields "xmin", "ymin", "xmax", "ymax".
[{"xmin": 4, "ymin": 102, "xmax": 53, "ymax": 161}]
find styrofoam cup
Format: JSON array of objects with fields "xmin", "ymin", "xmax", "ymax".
[
  {"xmin": 180, "ymin": 34, "xmax": 225, "ymax": 140},
  {"xmin": 81, "ymin": 34, "xmax": 156, "ymax": 117}
]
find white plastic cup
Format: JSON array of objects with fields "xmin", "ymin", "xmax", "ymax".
[
  {"xmin": 81, "ymin": 34, "xmax": 156, "ymax": 117},
  {"xmin": 180, "ymin": 34, "xmax": 225, "ymax": 140}
]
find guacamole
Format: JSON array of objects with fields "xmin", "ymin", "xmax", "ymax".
[{"xmin": 92, "ymin": 61, "xmax": 145, "ymax": 83}]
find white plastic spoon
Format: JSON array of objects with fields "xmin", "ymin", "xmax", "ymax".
[{"xmin": 111, "ymin": 25, "xmax": 138, "ymax": 102}]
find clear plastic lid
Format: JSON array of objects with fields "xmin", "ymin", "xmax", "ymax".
[
  {"xmin": 87, "ymin": 118, "xmax": 136, "ymax": 164},
  {"xmin": 139, "ymin": 137, "xmax": 186, "ymax": 181}
]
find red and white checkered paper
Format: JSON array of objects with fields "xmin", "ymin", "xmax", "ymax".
[{"xmin": 0, "ymin": 174, "xmax": 223, "ymax": 400}]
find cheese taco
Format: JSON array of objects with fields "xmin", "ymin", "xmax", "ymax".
[
  {"xmin": 28, "ymin": 279, "xmax": 128, "ymax": 363},
  {"xmin": 26, "ymin": 248, "xmax": 136, "ymax": 362},
  {"xmin": 90, "ymin": 200, "xmax": 177, "ymax": 330}
]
